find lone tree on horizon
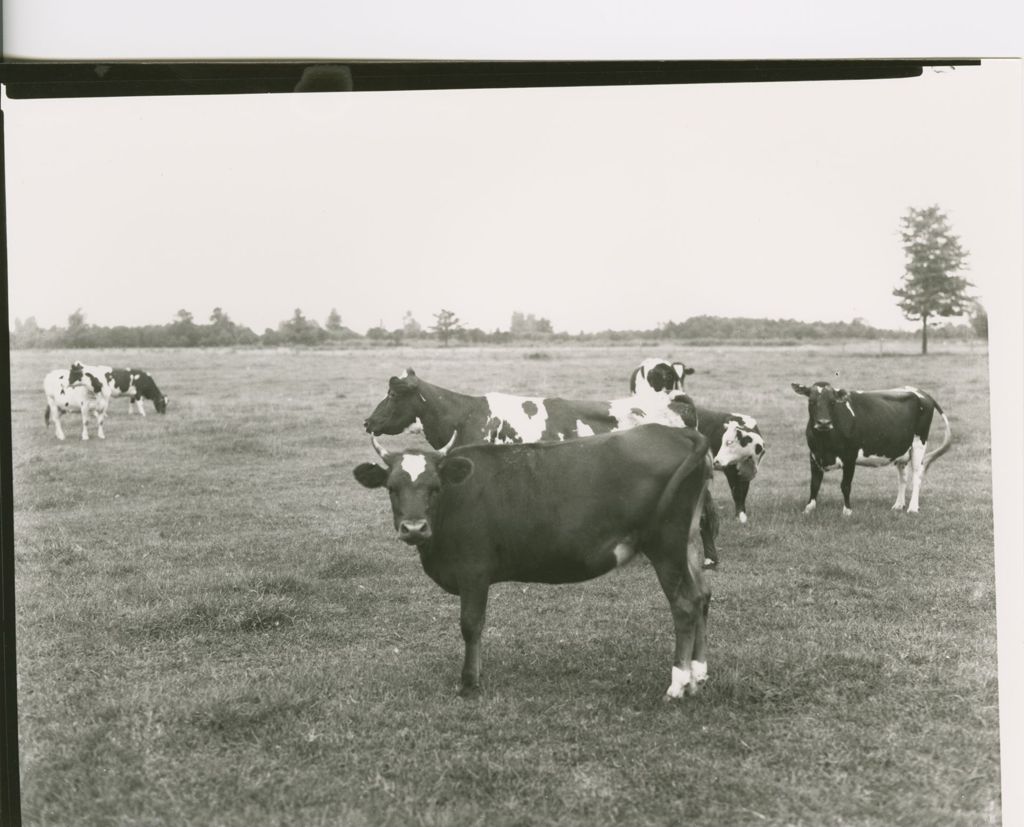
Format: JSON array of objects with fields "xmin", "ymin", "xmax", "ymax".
[
  {"xmin": 894, "ymin": 205, "xmax": 972, "ymax": 355},
  {"xmin": 431, "ymin": 308, "xmax": 462, "ymax": 346}
]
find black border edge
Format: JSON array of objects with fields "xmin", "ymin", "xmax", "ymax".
[
  {"xmin": 0, "ymin": 103, "xmax": 23, "ymax": 827},
  {"xmin": 0, "ymin": 58, "xmax": 981, "ymax": 99}
]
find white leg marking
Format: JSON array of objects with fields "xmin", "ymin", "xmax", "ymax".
[
  {"xmin": 892, "ymin": 462, "xmax": 908, "ymax": 511},
  {"xmin": 842, "ymin": 506, "xmax": 853, "ymax": 517},
  {"xmin": 691, "ymin": 660, "xmax": 708, "ymax": 685},
  {"xmin": 79, "ymin": 402, "xmax": 90, "ymax": 440},
  {"xmin": 666, "ymin": 665, "xmax": 692, "ymax": 699},
  {"xmin": 738, "ymin": 511, "xmax": 748, "ymax": 525},
  {"xmin": 803, "ymin": 499, "xmax": 817, "ymax": 515},
  {"xmin": 907, "ymin": 436, "xmax": 926, "ymax": 513}
]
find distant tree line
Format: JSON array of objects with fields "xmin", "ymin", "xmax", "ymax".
[{"xmin": 9, "ymin": 305, "xmax": 984, "ymax": 350}]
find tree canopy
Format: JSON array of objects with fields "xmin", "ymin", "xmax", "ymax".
[{"xmin": 894, "ymin": 205, "xmax": 972, "ymax": 354}]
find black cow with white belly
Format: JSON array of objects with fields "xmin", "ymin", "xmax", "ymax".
[
  {"xmin": 354, "ymin": 424, "xmax": 713, "ymax": 701},
  {"xmin": 791, "ymin": 382, "xmax": 951, "ymax": 516},
  {"xmin": 108, "ymin": 368, "xmax": 168, "ymax": 415}
]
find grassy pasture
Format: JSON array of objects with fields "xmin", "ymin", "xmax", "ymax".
[{"xmin": 11, "ymin": 343, "xmax": 998, "ymax": 827}]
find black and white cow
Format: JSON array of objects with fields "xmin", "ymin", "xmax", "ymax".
[
  {"xmin": 43, "ymin": 361, "xmax": 114, "ymax": 441},
  {"xmin": 363, "ymin": 368, "xmax": 721, "ymax": 565},
  {"xmin": 354, "ymin": 424, "xmax": 713, "ymax": 700},
  {"xmin": 629, "ymin": 358, "xmax": 694, "ymax": 402},
  {"xmin": 791, "ymin": 382, "xmax": 952, "ymax": 516},
  {"xmin": 108, "ymin": 368, "xmax": 168, "ymax": 415},
  {"xmin": 697, "ymin": 409, "xmax": 766, "ymax": 524},
  {"xmin": 629, "ymin": 359, "xmax": 766, "ymax": 524}
]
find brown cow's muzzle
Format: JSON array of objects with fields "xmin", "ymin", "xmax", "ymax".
[
  {"xmin": 813, "ymin": 420, "xmax": 833, "ymax": 432},
  {"xmin": 398, "ymin": 519, "xmax": 431, "ymax": 544}
]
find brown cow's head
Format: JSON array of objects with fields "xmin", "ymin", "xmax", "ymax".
[
  {"xmin": 364, "ymin": 369, "xmax": 428, "ymax": 436},
  {"xmin": 792, "ymin": 382, "xmax": 850, "ymax": 432},
  {"xmin": 353, "ymin": 434, "xmax": 473, "ymax": 545}
]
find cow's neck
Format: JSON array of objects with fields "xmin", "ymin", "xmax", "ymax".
[{"xmin": 416, "ymin": 380, "xmax": 485, "ymax": 449}]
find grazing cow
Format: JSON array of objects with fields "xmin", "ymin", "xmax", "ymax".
[
  {"xmin": 791, "ymin": 382, "xmax": 952, "ymax": 515},
  {"xmin": 353, "ymin": 424, "xmax": 713, "ymax": 700},
  {"xmin": 43, "ymin": 361, "xmax": 114, "ymax": 441},
  {"xmin": 108, "ymin": 368, "xmax": 168, "ymax": 415},
  {"xmin": 363, "ymin": 368, "xmax": 721, "ymax": 565},
  {"xmin": 629, "ymin": 359, "xmax": 766, "ymax": 524},
  {"xmin": 629, "ymin": 358, "xmax": 693, "ymax": 401}
]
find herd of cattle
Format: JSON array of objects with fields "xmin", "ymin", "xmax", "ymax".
[{"xmin": 41, "ymin": 355, "xmax": 952, "ymax": 701}]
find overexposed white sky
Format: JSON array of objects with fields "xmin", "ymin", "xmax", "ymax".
[{"xmin": 3, "ymin": 60, "xmax": 1020, "ymax": 335}]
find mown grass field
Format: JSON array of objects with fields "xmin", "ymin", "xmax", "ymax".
[{"xmin": 10, "ymin": 343, "xmax": 999, "ymax": 827}]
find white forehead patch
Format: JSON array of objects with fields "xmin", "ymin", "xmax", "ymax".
[{"xmin": 400, "ymin": 454, "xmax": 428, "ymax": 481}]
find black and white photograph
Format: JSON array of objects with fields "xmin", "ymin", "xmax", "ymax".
[{"xmin": 1, "ymin": 7, "xmax": 1022, "ymax": 826}]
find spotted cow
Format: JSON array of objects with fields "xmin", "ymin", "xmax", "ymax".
[
  {"xmin": 108, "ymin": 368, "xmax": 168, "ymax": 415},
  {"xmin": 354, "ymin": 424, "xmax": 713, "ymax": 700},
  {"xmin": 43, "ymin": 361, "xmax": 114, "ymax": 441},
  {"xmin": 629, "ymin": 359, "xmax": 766, "ymax": 524},
  {"xmin": 363, "ymin": 368, "xmax": 721, "ymax": 565},
  {"xmin": 792, "ymin": 382, "xmax": 951, "ymax": 515},
  {"xmin": 629, "ymin": 358, "xmax": 694, "ymax": 402}
]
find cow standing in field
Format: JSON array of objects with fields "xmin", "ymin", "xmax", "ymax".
[
  {"xmin": 108, "ymin": 368, "xmax": 168, "ymax": 415},
  {"xmin": 791, "ymin": 382, "xmax": 952, "ymax": 515},
  {"xmin": 629, "ymin": 359, "xmax": 767, "ymax": 524},
  {"xmin": 353, "ymin": 424, "xmax": 713, "ymax": 700},
  {"xmin": 363, "ymin": 368, "xmax": 721, "ymax": 565},
  {"xmin": 43, "ymin": 361, "xmax": 114, "ymax": 441}
]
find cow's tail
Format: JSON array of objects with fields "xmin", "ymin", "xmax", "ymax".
[
  {"xmin": 653, "ymin": 434, "xmax": 714, "ymax": 583},
  {"xmin": 44, "ymin": 404, "xmax": 51, "ymax": 427},
  {"xmin": 923, "ymin": 401, "xmax": 952, "ymax": 470}
]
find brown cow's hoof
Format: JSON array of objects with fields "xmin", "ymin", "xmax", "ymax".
[{"xmin": 458, "ymin": 685, "xmax": 483, "ymax": 701}]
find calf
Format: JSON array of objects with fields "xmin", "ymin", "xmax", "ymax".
[
  {"xmin": 792, "ymin": 382, "xmax": 951, "ymax": 515},
  {"xmin": 628, "ymin": 359, "xmax": 766, "ymax": 524},
  {"xmin": 363, "ymin": 368, "xmax": 721, "ymax": 565},
  {"xmin": 354, "ymin": 424, "xmax": 713, "ymax": 700},
  {"xmin": 43, "ymin": 361, "xmax": 114, "ymax": 441},
  {"xmin": 108, "ymin": 368, "xmax": 168, "ymax": 415}
]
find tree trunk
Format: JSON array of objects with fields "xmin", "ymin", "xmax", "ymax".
[{"xmin": 921, "ymin": 315, "xmax": 929, "ymax": 355}]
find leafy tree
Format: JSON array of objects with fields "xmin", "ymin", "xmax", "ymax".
[
  {"xmin": 325, "ymin": 308, "xmax": 343, "ymax": 331},
  {"xmin": 893, "ymin": 205, "xmax": 972, "ymax": 355},
  {"xmin": 278, "ymin": 308, "xmax": 327, "ymax": 346},
  {"xmin": 431, "ymin": 308, "xmax": 463, "ymax": 347}
]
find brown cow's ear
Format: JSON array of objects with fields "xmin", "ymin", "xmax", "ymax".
[
  {"xmin": 439, "ymin": 456, "xmax": 474, "ymax": 485},
  {"xmin": 353, "ymin": 463, "xmax": 388, "ymax": 489},
  {"xmin": 791, "ymin": 383, "xmax": 811, "ymax": 396}
]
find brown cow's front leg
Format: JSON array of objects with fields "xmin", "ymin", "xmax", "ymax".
[
  {"xmin": 458, "ymin": 584, "xmax": 489, "ymax": 699},
  {"xmin": 839, "ymin": 459, "xmax": 856, "ymax": 516},
  {"xmin": 651, "ymin": 556, "xmax": 708, "ymax": 700}
]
